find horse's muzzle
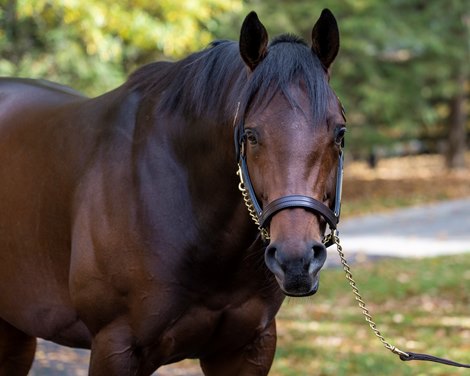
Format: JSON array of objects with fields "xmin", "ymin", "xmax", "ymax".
[{"xmin": 264, "ymin": 240, "xmax": 327, "ymax": 297}]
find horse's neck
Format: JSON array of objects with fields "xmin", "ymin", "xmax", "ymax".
[
  {"xmin": 173, "ymin": 113, "xmax": 249, "ymax": 229},
  {"xmin": 133, "ymin": 98, "xmax": 256, "ymax": 252}
]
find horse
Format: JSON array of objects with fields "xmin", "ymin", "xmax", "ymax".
[{"xmin": 0, "ymin": 9, "xmax": 346, "ymax": 376}]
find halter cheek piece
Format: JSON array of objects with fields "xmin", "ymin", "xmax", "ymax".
[{"xmin": 234, "ymin": 108, "xmax": 344, "ymax": 247}]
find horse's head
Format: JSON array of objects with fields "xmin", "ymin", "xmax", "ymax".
[{"xmin": 236, "ymin": 9, "xmax": 346, "ymax": 297}]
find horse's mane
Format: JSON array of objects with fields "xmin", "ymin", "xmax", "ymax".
[{"xmin": 126, "ymin": 34, "xmax": 331, "ymax": 124}]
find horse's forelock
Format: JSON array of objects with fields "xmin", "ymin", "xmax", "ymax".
[{"xmin": 242, "ymin": 35, "xmax": 331, "ymax": 126}]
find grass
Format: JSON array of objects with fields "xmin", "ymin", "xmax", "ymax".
[{"xmin": 271, "ymin": 254, "xmax": 470, "ymax": 376}]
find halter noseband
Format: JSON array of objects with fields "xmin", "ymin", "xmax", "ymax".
[{"xmin": 234, "ymin": 105, "xmax": 344, "ymax": 246}]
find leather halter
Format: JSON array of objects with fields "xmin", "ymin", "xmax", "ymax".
[{"xmin": 234, "ymin": 108, "xmax": 344, "ymax": 246}]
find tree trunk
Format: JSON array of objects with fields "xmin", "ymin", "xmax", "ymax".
[{"xmin": 445, "ymin": 72, "xmax": 467, "ymax": 169}]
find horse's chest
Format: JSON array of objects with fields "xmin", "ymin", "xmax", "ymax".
[{"xmin": 157, "ymin": 298, "xmax": 271, "ymax": 359}]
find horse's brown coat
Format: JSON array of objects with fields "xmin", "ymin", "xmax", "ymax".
[{"xmin": 0, "ymin": 10, "xmax": 344, "ymax": 375}]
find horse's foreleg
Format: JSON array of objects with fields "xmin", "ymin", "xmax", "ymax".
[
  {"xmin": 200, "ymin": 320, "xmax": 277, "ymax": 376},
  {"xmin": 89, "ymin": 318, "xmax": 144, "ymax": 376},
  {"xmin": 0, "ymin": 318, "xmax": 37, "ymax": 376}
]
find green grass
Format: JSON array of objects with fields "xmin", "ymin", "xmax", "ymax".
[{"xmin": 271, "ymin": 254, "xmax": 470, "ymax": 376}]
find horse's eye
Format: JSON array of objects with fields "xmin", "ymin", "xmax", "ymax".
[
  {"xmin": 334, "ymin": 126, "xmax": 346, "ymax": 146},
  {"xmin": 245, "ymin": 129, "xmax": 258, "ymax": 145}
]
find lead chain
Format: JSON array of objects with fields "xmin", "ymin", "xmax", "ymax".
[
  {"xmin": 236, "ymin": 165, "xmax": 270, "ymax": 241},
  {"xmin": 330, "ymin": 231, "xmax": 409, "ymax": 359}
]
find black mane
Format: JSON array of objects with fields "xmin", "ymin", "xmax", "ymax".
[
  {"xmin": 127, "ymin": 34, "xmax": 331, "ymax": 124},
  {"xmin": 126, "ymin": 41, "xmax": 244, "ymax": 122}
]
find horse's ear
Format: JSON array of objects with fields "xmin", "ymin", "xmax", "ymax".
[
  {"xmin": 311, "ymin": 9, "xmax": 339, "ymax": 70},
  {"xmin": 239, "ymin": 11, "xmax": 268, "ymax": 71}
]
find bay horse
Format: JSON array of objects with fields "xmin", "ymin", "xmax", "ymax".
[{"xmin": 0, "ymin": 9, "xmax": 346, "ymax": 376}]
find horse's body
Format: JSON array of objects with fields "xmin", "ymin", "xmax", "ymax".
[{"xmin": 0, "ymin": 10, "xmax": 344, "ymax": 375}]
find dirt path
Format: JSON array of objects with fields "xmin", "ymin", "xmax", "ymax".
[{"xmin": 30, "ymin": 339, "xmax": 203, "ymax": 375}]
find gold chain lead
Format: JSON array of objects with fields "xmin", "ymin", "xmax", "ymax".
[
  {"xmin": 236, "ymin": 165, "xmax": 270, "ymax": 241},
  {"xmin": 329, "ymin": 230, "xmax": 410, "ymax": 359}
]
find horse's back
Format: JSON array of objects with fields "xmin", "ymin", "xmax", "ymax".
[{"xmin": 0, "ymin": 77, "xmax": 85, "ymax": 95}]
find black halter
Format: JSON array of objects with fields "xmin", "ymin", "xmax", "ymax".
[{"xmin": 234, "ymin": 109, "xmax": 344, "ymax": 247}]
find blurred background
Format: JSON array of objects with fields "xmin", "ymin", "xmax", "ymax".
[
  {"xmin": 1, "ymin": 0, "xmax": 468, "ymax": 170},
  {"xmin": 1, "ymin": 0, "xmax": 468, "ymax": 375}
]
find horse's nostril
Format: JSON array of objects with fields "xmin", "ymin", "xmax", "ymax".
[
  {"xmin": 265, "ymin": 244, "xmax": 287, "ymax": 275},
  {"xmin": 309, "ymin": 242, "xmax": 327, "ymax": 276},
  {"xmin": 266, "ymin": 244, "xmax": 277, "ymax": 260},
  {"xmin": 312, "ymin": 242, "xmax": 326, "ymax": 259},
  {"xmin": 266, "ymin": 244, "xmax": 282, "ymax": 268}
]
